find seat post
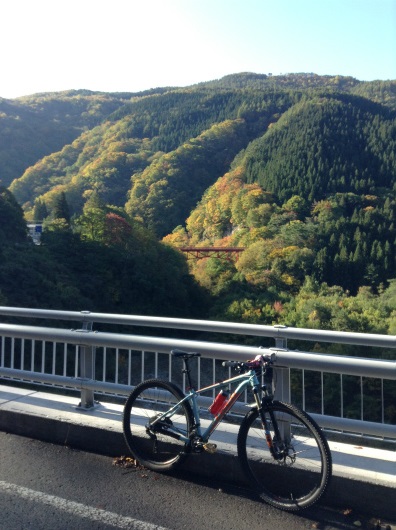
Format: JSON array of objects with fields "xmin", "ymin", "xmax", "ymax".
[
  {"xmin": 171, "ymin": 350, "xmax": 199, "ymax": 391},
  {"xmin": 182, "ymin": 357, "xmax": 194, "ymax": 390}
]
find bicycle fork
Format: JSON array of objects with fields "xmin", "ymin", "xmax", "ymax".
[{"xmin": 254, "ymin": 388, "xmax": 286, "ymax": 462}]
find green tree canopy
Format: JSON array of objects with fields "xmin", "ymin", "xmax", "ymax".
[{"xmin": 0, "ymin": 186, "xmax": 27, "ymax": 244}]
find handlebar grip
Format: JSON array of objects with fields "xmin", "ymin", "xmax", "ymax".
[
  {"xmin": 262, "ymin": 354, "xmax": 273, "ymax": 363},
  {"xmin": 222, "ymin": 361, "xmax": 240, "ymax": 368}
]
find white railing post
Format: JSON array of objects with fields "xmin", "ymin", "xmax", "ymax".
[
  {"xmin": 78, "ymin": 315, "xmax": 96, "ymax": 409},
  {"xmin": 272, "ymin": 333, "xmax": 290, "ymax": 403}
]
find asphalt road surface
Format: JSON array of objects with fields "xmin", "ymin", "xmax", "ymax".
[{"xmin": 0, "ymin": 432, "xmax": 391, "ymax": 530}]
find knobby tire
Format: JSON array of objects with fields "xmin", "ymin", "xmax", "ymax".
[
  {"xmin": 237, "ymin": 401, "xmax": 332, "ymax": 511},
  {"xmin": 123, "ymin": 379, "xmax": 193, "ymax": 471}
]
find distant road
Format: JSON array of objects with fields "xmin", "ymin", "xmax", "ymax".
[{"xmin": 0, "ymin": 432, "xmax": 381, "ymax": 530}]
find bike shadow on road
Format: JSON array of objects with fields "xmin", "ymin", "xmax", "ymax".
[{"xmin": 150, "ymin": 467, "xmax": 395, "ymax": 530}]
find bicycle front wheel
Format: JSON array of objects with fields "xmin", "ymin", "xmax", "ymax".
[
  {"xmin": 238, "ymin": 401, "xmax": 332, "ymax": 511},
  {"xmin": 123, "ymin": 379, "xmax": 193, "ymax": 471}
]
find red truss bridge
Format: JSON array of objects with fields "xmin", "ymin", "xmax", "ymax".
[{"xmin": 180, "ymin": 247, "xmax": 245, "ymax": 261}]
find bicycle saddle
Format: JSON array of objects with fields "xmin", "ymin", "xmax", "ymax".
[{"xmin": 171, "ymin": 349, "xmax": 201, "ymax": 359}]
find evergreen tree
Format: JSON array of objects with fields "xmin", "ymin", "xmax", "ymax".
[
  {"xmin": 0, "ymin": 186, "xmax": 28, "ymax": 244},
  {"xmin": 52, "ymin": 192, "xmax": 70, "ymax": 223},
  {"xmin": 32, "ymin": 199, "xmax": 48, "ymax": 221}
]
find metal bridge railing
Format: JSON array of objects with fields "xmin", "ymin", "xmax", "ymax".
[{"xmin": 0, "ymin": 307, "xmax": 395, "ymax": 443}]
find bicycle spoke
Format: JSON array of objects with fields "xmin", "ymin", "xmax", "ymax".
[
  {"xmin": 123, "ymin": 380, "xmax": 193, "ymax": 471},
  {"xmin": 238, "ymin": 401, "xmax": 332, "ymax": 511}
]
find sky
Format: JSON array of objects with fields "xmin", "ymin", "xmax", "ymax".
[{"xmin": 1, "ymin": 0, "xmax": 395, "ymax": 99}]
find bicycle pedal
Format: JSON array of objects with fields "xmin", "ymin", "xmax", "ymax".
[{"xmin": 203, "ymin": 443, "xmax": 217, "ymax": 454}]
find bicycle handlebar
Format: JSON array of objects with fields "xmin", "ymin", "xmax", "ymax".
[{"xmin": 222, "ymin": 354, "xmax": 274, "ymax": 372}]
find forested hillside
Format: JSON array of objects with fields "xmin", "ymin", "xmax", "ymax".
[
  {"xmin": 0, "ymin": 185, "xmax": 207, "ymax": 316},
  {"xmin": 0, "ymin": 87, "xmax": 171, "ymax": 189},
  {"xmin": 2, "ymin": 73, "xmax": 396, "ymax": 344}
]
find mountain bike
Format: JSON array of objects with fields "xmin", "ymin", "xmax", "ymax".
[{"xmin": 122, "ymin": 349, "xmax": 332, "ymax": 512}]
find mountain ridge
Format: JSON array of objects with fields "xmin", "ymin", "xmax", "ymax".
[{"xmin": 1, "ymin": 72, "xmax": 396, "ymax": 337}]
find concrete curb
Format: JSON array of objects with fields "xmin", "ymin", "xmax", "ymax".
[{"xmin": 0, "ymin": 385, "xmax": 395, "ymax": 520}]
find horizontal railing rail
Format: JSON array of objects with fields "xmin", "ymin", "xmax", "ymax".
[
  {"xmin": 1, "ymin": 306, "xmax": 396, "ymax": 348},
  {"xmin": 0, "ymin": 307, "xmax": 395, "ymax": 442}
]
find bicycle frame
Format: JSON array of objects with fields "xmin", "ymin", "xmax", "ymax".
[{"xmin": 150, "ymin": 369, "xmax": 262, "ymax": 445}]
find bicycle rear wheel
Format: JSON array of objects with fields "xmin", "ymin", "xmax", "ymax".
[
  {"xmin": 237, "ymin": 401, "xmax": 332, "ymax": 511},
  {"xmin": 123, "ymin": 379, "xmax": 193, "ymax": 471}
]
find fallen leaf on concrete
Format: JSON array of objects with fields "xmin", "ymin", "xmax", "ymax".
[{"xmin": 112, "ymin": 455, "xmax": 140, "ymax": 468}]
